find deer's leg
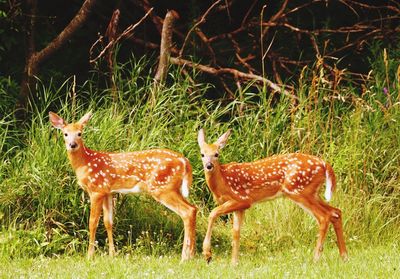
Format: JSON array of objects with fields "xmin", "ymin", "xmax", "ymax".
[
  {"xmin": 289, "ymin": 194, "xmax": 331, "ymax": 261},
  {"xmin": 88, "ymin": 193, "xmax": 104, "ymax": 259},
  {"xmin": 203, "ymin": 200, "xmax": 250, "ymax": 264},
  {"xmin": 313, "ymin": 208, "xmax": 330, "ymax": 262},
  {"xmin": 318, "ymin": 200, "xmax": 348, "ymax": 261},
  {"xmin": 102, "ymin": 194, "xmax": 115, "ymax": 256},
  {"xmin": 232, "ymin": 210, "xmax": 245, "ymax": 265},
  {"xmin": 156, "ymin": 190, "xmax": 197, "ymax": 261}
]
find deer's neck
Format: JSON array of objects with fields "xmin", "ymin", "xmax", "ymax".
[
  {"xmin": 67, "ymin": 145, "xmax": 91, "ymax": 170},
  {"xmin": 205, "ymin": 164, "xmax": 229, "ymax": 201}
]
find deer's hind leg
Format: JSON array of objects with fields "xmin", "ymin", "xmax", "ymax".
[
  {"xmin": 286, "ymin": 192, "xmax": 332, "ymax": 261},
  {"xmin": 317, "ymin": 199, "xmax": 348, "ymax": 261},
  {"xmin": 154, "ymin": 190, "xmax": 197, "ymax": 261}
]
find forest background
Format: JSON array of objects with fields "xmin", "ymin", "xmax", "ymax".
[{"xmin": 0, "ymin": 0, "xmax": 399, "ymax": 277}]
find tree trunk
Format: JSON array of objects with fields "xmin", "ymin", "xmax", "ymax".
[
  {"xmin": 154, "ymin": 10, "xmax": 179, "ymax": 86},
  {"xmin": 18, "ymin": 0, "xmax": 98, "ymax": 115},
  {"xmin": 18, "ymin": 0, "xmax": 37, "ymax": 115}
]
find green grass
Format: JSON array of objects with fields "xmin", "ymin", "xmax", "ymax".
[
  {"xmin": 0, "ymin": 50, "xmax": 400, "ymax": 275},
  {"xmin": 1, "ymin": 244, "xmax": 398, "ymax": 278}
]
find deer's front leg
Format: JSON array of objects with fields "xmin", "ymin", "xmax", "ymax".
[
  {"xmin": 232, "ymin": 210, "xmax": 245, "ymax": 265},
  {"xmin": 88, "ymin": 193, "xmax": 104, "ymax": 259},
  {"xmin": 102, "ymin": 194, "xmax": 115, "ymax": 256},
  {"xmin": 203, "ymin": 200, "xmax": 250, "ymax": 263}
]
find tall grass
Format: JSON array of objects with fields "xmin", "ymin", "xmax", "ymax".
[{"xmin": 0, "ymin": 52, "xmax": 399, "ymax": 259}]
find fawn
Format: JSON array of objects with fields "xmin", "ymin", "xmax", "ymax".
[
  {"xmin": 49, "ymin": 111, "xmax": 197, "ymax": 260},
  {"xmin": 198, "ymin": 128, "xmax": 348, "ymax": 265}
]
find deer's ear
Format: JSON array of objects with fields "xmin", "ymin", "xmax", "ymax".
[
  {"xmin": 216, "ymin": 129, "xmax": 231, "ymax": 149},
  {"xmin": 49, "ymin": 112, "xmax": 66, "ymax": 129},
  {"xmin": 78, "ymin": 111, "xmax": 92, "ymax": 126},
  {"xmin": 198, "ymin": 128, "xmax": 206, "ymax": 146}
]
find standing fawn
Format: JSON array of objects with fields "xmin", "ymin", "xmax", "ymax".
[
  {"xmin": 49, "ymin": 111, "xmax": 197, "ymax": 260},
  {"xmin": 198, "ymin": 129, "xmax": 348, "ymax": 265}
]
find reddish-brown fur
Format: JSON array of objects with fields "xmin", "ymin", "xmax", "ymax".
[
  {"xmin": 198, "ymin": 129, "xmax": 347, "ymax": 265},
  {"xmin": 50, "ymin": 112, "xmax": 197, "ymax": 260}
]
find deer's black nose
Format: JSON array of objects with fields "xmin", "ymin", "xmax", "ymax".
[
  {"xmin": 206, "ymin": 163, "xmax": 214, "ymax": 170},
  {"xmin": 69, "ymin": 142, "xmax": 78, "ymax": 149}
]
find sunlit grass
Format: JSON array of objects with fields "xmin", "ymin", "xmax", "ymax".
[
  {"xmin": 0, "ymin": 52, "xmax": 399, "ymax": 261},
  {"xmin": 1, "ymin": 244, "xmax": 398, "ymax": 278}
]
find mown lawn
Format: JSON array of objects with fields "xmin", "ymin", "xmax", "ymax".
[{"xmin": 1, "ymin": 244, "xmax": 398, "ymax": 278}]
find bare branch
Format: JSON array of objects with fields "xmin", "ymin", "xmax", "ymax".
[
  {"xmin": 131, "ymin": 0, "xmax": 185, "ymax": 39},
  {"xmin": 241, "ymin": 0, "xmax": 258, "ymax": 27},
  {"xmin": 33, "ymin": 0, "xmax": 97, "ymax": 65},
  {"xmin": 132, "ymin": 0, "xmax": 163, "ymax": 33},
  {"xmin": 128, "ymin": 36, "xmax": 160, "ymax": 50},
  {"xmin": 170, "ymin": 57, "xmax": 296, "ymax": 99},
  {"xmin": 179, "ymin": 0, "xmax": 222, "ymax": 57},
  {"xmin": 262, "ymin": 0, "xmax": 289, "ymax": 39},
  {"xmin": 90, "ymin": 8, "xmax": 153, "ymax": 64},
  {"xmin": 19, "ymin": 0, "xmax": 98, "ymax": 112},
  {"xmin": 195, "ymin": 28, "xmax": 217, "ymax": 65}
]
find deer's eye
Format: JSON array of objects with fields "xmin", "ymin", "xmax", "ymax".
[
  {"xmin": 215, "ymin": 153, "xmax": 219, "ymax": 157},
  {"xmin": 77, "ymin": 132, "xmax": 81, "ymax": 137},
  {"xmin": 64, "ymin": 133, "xmax": 68, "ymax": 137},
  {"xmin": 201, "ymin": 153, "xmax": 205, "ymax": 157}
]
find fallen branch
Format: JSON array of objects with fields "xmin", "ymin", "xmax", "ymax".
[
  {"xmin": 128, "ymin": 36, "xmax": 160, "ymax": 50},
  {"xmin": 170, "ymin": 57, "xmax": 296, "ymax": 99},
  {"xmin": 195, "ymin": 29, "xmax": 217, "ymax": 65},
  {"xmin": 124, "ymin": 0, "xmax": 399, "ymax": 98}
]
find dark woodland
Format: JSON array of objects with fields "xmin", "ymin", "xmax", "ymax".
[
  {"xmin": 0, "ymin": 1, "xmax": 399, "ymax": 273},
  {"xmin": 1, "ymin": 0, "xmax": 399, "ymax": 112}
]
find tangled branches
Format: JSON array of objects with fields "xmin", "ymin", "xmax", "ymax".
[{"xmin": 93, "ymin": 0, "xmax": 400, "ymax": 97}]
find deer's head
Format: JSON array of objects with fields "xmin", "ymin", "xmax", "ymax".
[
  {"xmin": 198, "ymin": 128, "xmax": 231, "ymax": 172},
  {"xmin": 49, "ymin": 111, "xmax": 92, "ymax": 152}
]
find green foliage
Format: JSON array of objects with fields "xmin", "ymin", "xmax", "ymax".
[
  {"xmin": 0, "ymin": 52, "xmax": 399, "ymax": 260},
  {"xmin": 1, "ymin": 245, "xmax": 399, "ymax": 277},
  {"xmin": 0, "ymin": 76, "xmax": 18, "ymax": 115}
]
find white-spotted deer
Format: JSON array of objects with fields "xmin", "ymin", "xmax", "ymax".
[
  {"xmin": 49, "ymin": 111, "xmax": 197, "ymax": 260},
  {"xmin": 198, "ymin": 129, "xmax": 348, "ymax": 265}
]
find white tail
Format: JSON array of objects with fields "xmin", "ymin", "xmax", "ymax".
[
  {"xmin": 49, "ymin": 111, "xmax": 197, "ymax": 261},
  {"xmin": 198, "ymin": 128, "xmax": 348, "ymax": 265},
  {"xmin": 325, "ymin": 169, "xmax": 333, "ymax": 202},
  {"xmin": 179, "ymin": 158, "xmax": 192, "ymax": 198}
]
